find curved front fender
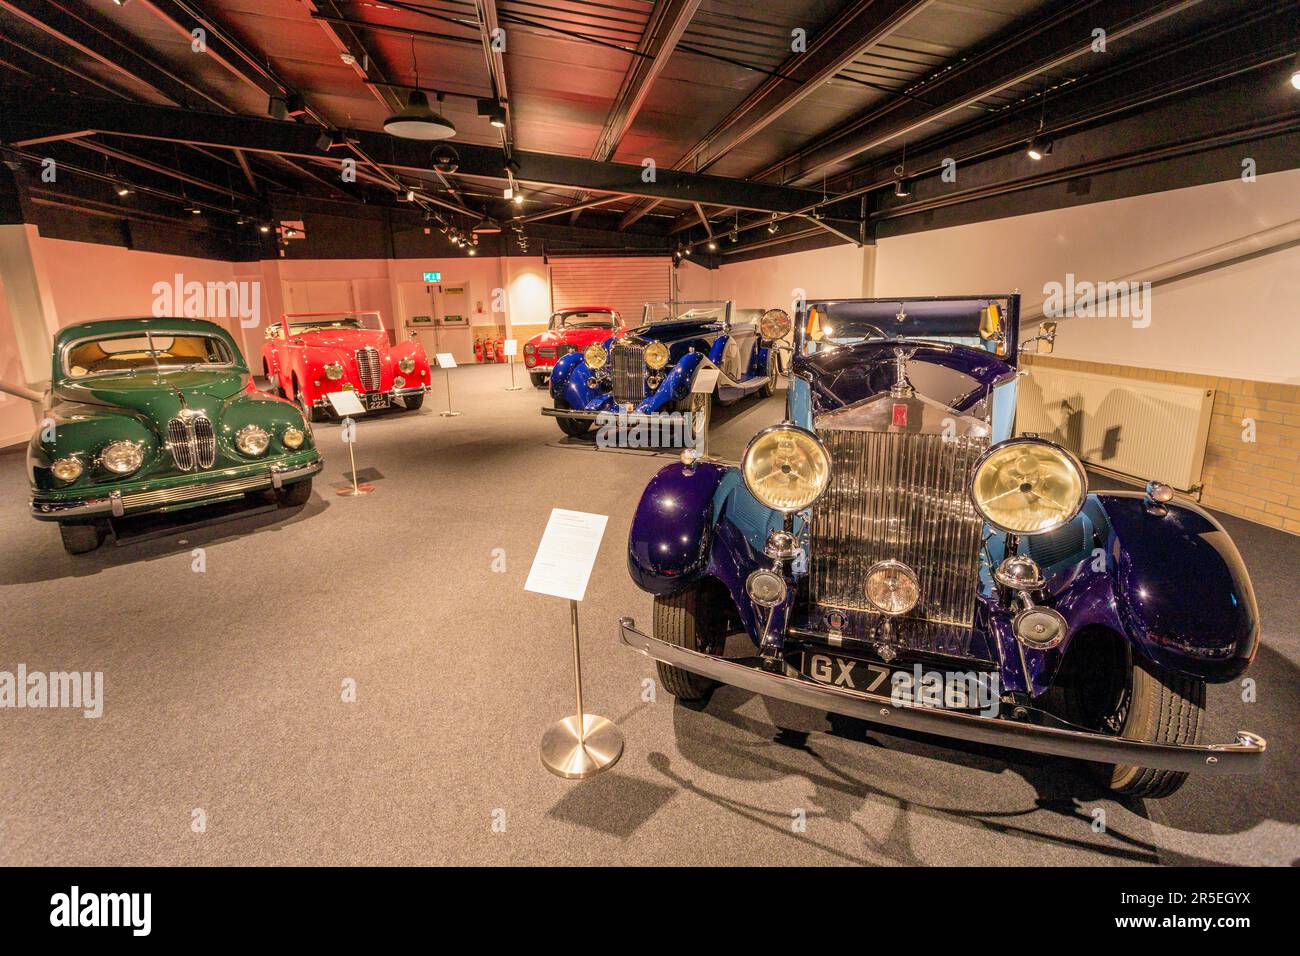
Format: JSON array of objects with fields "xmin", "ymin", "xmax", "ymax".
[
  {"xmin": 1098, "ymin": 492, "xmax": 1259, "ymax": 682},
  {"xmin": 627, "ymin": 461, "xmax": 727, "ymax": 594}
]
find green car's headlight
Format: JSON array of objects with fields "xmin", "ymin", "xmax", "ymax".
[
  {"xmin": 398, "ymin": 356, "xmax": 416, "ymax": 374},
  {"xmin": 970, "ymin": 437, "xmax": 1086, "ymax": 535},
  {"xmin": 282, "ymin": 426, "xmax": 305, "ymax": 450},
  {"xmin": 100, "ymin": 440, "xmax": 144, "ymax": 476},
  {"xmin": 644, "ymin": 341, "xmax": 669, "ymax": 370},
  {"xmin": 324, "ymin": 362, "xmax": 344, "ymax": 380},
  {"xmin": 50, "ymin": 457, "xmax": 83, "ymax": 482},
  {"xmin": 583, "ymin": 344, "xmax": 607, "ymax": 369},
  {"xmin": 741, "ymin": 424, "xmax": 831, "ymax": 513},
  {"xmin": 236, "ymin": 425, "xmax": 271, "ymax": 457}
]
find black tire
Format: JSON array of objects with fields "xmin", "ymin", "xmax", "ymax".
[
  {"xmin": 276, "ymin": 478, "xmax": 313, "ymax": 507},
  {"xmin": 1106, "ymin": 657, "xmax": 1204, "ymax": 798},
  {"xmin": 553, "ymin": 397, "xmax": 592, "ymax": 438},
  {"xmin": 758, "ymin": 349, "xmax": 779, "ymax": 398},
  {"xmin": 1051, "ymin": 629, "xmax": 1203, "ymax": 799},
  {"xmin": 402, "ymin": 393, "xmax": 425, "ymax": 412},
  {"xmin": 59, "ymin": 521, "xmax": 104, "ymax": 554},
  {"xmin": 652, "ymin": 580, "xmax": 729, "ymax": 701},
  {"xmin": 530, "ymin": 372, "xmax": 548, "ymax": 388}
]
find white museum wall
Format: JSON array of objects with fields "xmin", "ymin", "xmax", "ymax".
[
  {"xmin": 872, "ymin": 169, "xmax": 1300, "ymax": 386},
  {"xmin": 676, "ymin": 242, "xmax": 871, "ymax": 313}
]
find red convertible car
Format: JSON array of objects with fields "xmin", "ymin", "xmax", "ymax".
[
  {"xmin": 261, "ymin": 311, "xmax": 431, "ymax": 421},
  {"xmin": 523, "ymin": 306, "xmax": 622, "ymax": 388}
]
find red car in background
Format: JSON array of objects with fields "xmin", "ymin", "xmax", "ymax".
[
  {"xmin": 261, "ymin": 311, "xmax": 431, "ymax": 422},
  {"xmin": 523, "ymin": 306, "xmax": 622, "ymax": 388}
]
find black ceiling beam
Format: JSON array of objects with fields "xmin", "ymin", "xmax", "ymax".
[
  {"xmin": 0, "ymin": 0, "xmax": 229, "ymax": 111},
  {"xmin": 2, "ymin": 92, "xmax": 847, "ymax": 218},
  {"xmin": 619, "ymin": 0, "xmax": 930, "ymax": 229},
  {"xmin": 756, "ymin": 0, "xmax": 1203, "ymax": 188}
]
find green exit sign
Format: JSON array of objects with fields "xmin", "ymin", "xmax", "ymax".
[{"xmin": 423, "ymin": 271, "xmax": 441, "ymax": 283}]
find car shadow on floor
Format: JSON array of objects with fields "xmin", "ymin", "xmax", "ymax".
[
  {"xmin": 0, "ymin": 493, "xmax": 329, "ymax": 586},
  {"xmin": 641, "ymin": 639, "xmax": 1298, "ymax": 865}
]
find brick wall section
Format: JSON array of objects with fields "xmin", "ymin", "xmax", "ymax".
[{"xmin": 1021, "ymin": 354, "xmax": 1300, "ymax": 535}]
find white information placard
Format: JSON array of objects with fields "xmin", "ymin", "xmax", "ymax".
[
  {"xmin": 326, "ymin": 390, "xmax": 366, "ymax": 416},
  {"xmin": 524, "ymin": 509, "xmax": 608, "ymax": 602},
  {"xmin": 503, "ymin": 338, "xmax": 518, "ymax": 357},
  {"xmin": 692, "ymin": 368, "xmax": 720, "ymax": 394},
  {"xmin": 436, "ymin": 352, "xmax": 457, "ymax": 369}
]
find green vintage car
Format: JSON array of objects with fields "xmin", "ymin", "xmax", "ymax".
[{"xmin": 28, "ymin": 317, "xmax": 323, "ymax": 553}]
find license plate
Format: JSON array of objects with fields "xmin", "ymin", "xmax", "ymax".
[
  {"xmin": 796, "ymin": 650, "xmax": 998, "ymax": 713},
  {"xmin": 364, "ymin": 392, "xmax": 389, "ymax": 410}
]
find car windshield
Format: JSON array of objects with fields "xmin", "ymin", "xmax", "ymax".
[
  {"xmin": 551, "ymin": 310, "xmax": 616, "ymax": 330},
  {"xmin": 284, "ymin": 312, "xmax": 384, "ymax": 335},
  {"xmin": 642, "ymin": 302, "xmax": 727, "ymax": 325},
  {"xmin": 64, "ymin": 333, "xmax": 233, "ymax": 378}
]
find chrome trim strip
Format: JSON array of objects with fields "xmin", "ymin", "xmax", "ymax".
[
  {"xmin": 30, "ymin": 460, "xmax": 322, "ymax": 519},
  {"xmin": 617, "ymin": 618, "xmax": 1267, "ymax": 774}
]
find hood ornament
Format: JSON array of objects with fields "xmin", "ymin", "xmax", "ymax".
[{"xmin": 889, "ymin": 346, "xmax": 917, "ymax": 398}]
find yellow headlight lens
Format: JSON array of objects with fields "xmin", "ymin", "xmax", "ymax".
[
  {"xmin": 741, "ymin": 425, "xmax": 831, "ymax": 513},
  {"xmin": 583, "ymin": 344, "xmax": 607, "ymax": 369},
  {"xmin": 282, "ymin": 426, "xmax": 305, "ymax": 449},
  {"xmin": 970, "ymin": 439, "xmax": 1086, "ymax": 535},
  {"xmin": 644, "ymin": 341, "xmax": 669, "ymax": 370},
  {"xmin": 51, "ymin": 457, "xmax": 83, "ymax": 482},
  {"xmin": 759, "ymin": 308, "xmax": 791, "ymax": 341}
]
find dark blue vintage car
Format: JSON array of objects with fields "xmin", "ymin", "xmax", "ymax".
[
  {"xmin": 619, "ymin": 294, "xmax": 1265, "ymax": 798},
  {"xmin": 541, "ymin": 300, "xmax": 788, "ymax": 443}
]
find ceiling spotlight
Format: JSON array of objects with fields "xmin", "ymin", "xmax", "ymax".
[
  {"xmin": 189, "ymin": 207, "xmax": 202, "ymax": 215},
  {"xmin": 707, "ymin": 239, "xmax": 718, "ymax": 251},
  {"xmin": 1027, "ymin": 135, "xmax": 1053, "ymax": 161},
  {"xmin": 477, "ymin": 98, "xmax": 507, "ymax": 129},
  {"xmin": 404, "ymin": 188, "xmax": 417, "ymax": 202},
  {"xmin": 115, "ymin": 184, "xmax": 131, "ymax": 197},
  {"xmin": 503, "ymin": 186, "xmax": 513, "ymax": 200},
  {"xmin": 767, "ymin": 214, "xmax": 779, "ymax": 234},
  {"xmin": 512, "ymin": 191, "xmax": 524, "ymax": 206},
  {"xmin": 1291, "ymin": 52, "xmax": 1300, "ymax": 90},
  {"xmin": 729, "ymin": 230, "xmax": 738, "ymax": 243},
  {"xmin": 259, "ymin": 224, "xmax": 270, "ymax": 233},
  {"xmin": 893, "ymin": 178, "xmax": 912, "ymax": 198},
  {"xmin": 468, "ymin": 247, "xmax": 477, "ymax": 256},
  {"xmin": 383, "ymin": 90, "xmax": 456, "ymax": 140},
  {"xmin": 472, "ymin": 218, "xmax": 501, "ymax": 234},
  {"xmin": 683, "ymin": 245, "xmax": 691, "ymax": 256}
]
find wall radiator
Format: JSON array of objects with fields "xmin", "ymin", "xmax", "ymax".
[{"xmin": 1015, "ymin": 366, "xmax": 1215, "ymax": 492}]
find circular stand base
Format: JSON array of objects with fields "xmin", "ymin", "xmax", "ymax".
[
  {"xmin": 505, "ymin": 386, "xmax": 524, "ymax": 391},
  {"xmin": 336, "ymin": 483, "xmax": 376, "ymax": 496},
  {"xmin": 540, "ymin": 714, "xmax": 623, "ymax": 779},
  {"xmin": 439, "ymin": 410, "xmax": 463, "ymax": 417}
]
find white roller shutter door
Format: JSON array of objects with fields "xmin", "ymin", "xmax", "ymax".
[{"xmin": 549, "ymin": 257, "xmax": 671, "ymax": 325}]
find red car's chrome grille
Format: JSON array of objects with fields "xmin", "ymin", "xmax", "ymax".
[
  {"xmin": 355, "ymin": 347, "xmax": 381, "ymax": 391},
  {"xmin": 538, "ymin": 347, "xmax": 556, "ymax": 358},
  {"xmin": 166, "ymin": 414, "xmax": 217, "ymax": 471}
]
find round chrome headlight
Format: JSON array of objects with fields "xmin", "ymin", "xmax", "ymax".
[
  {"xmin": 398, "ymin": 356, "xmax": 415, "ymax": 374},
  {"xmin": 51, "ymin": 457, "xmax": 83, "ymax": 482},
  {"xmin": 865, "ymin": 559, "xmax": 919, "ymax": 616},
  {"xmin": 235, "ymin": 425, "xmax": 270, "ymax": 457},
  {"xmin": 741, "ymin": 424, "xmax": 831, "ymax": 513},
  {"xmin": 324, "ymin": 362, "xmax": 344, "ymax": 380},
  {"xmin": 393, "ymin": 375, "xmax": 406, "ymax": 389},
  {"xmin": 746, "ymin": 568, "xmax": 788, "ymax": 608},
  {"xmin": 971, "ymin": 437, "xmax": 1086, "ymax": 535},
  {"xmin": 759, "ymin": 308, "xmax": 791, "ymax": 341},
  {"xmin": 100, "ymin": 440, "xmax": 143, "ymax": 476},
  {"xmin": 282, "ymin": 426, "xmax": 305, "ymax": 450},
  {"xmin": 583, "ymin": 344, "xmax": 607, "ymax": 369},
  {"xmin": 644, "ymin": 341, "xmax": 669, "ymax": 370}
]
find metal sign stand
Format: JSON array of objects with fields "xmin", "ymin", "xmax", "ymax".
[
  {"xmin": 336, "ymin": 416, "xmax": 374, "ymax": 496},
  {"xmin": 540, "ymin": 599, "xmax": 623, "ymax": 778},
  {"xmin": 506, "ymin": 357, "xmax": 523, "ymax": 391},
  {"xmin": 440, "ymin": 366, "xmax": 461, "ymax": 418}
]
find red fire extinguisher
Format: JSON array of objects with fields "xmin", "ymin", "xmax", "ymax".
[
  {"xmin": 473, "ymin": 337, "xmax": 484, "ymax": 363},
  {"xmin": 494, "ymin": 337, "xmax": 506, "ymax": 363}
]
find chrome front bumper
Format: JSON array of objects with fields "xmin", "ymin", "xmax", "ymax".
[
  {"xmin": 618, "ymin": 618, "xmax": 1267, "ymax": 774},
  {"xmin": 31, "ymin": 459, "xmax": 323, "ymax": 520},
  {"xmin": 541, "ymin": 407, "xmax": 665, "ymax": 427},
  {"xmin": 311, "ymin": 385, "xmax": 430, "ymax": 410}
]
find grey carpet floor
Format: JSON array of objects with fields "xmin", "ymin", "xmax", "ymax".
[{"xmin": 0, "ymin": 364, "xmax": 1295, "ymax": 866}]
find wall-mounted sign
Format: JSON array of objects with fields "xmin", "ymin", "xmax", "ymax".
[
  {"xmin": 441, "ymin": 314, "xmax": 468, "ymax": 326},
  {"xmin": 423, "ymin": 271, "xmax": 442, "ymax": 283},
  {"xmin": 410, "ymin": 315, "xmax": 433, "ymax": 325}
]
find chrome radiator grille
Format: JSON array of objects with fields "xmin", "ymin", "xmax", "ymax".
[
  {"xmin": 810, "ymin": 429, "xmax": 988, "ymax": 627},
  {"xmin": 355, "ymin": 347, "xmax": 382, "ymax": 391},
  {"xmin": 610, "ymin": 342, "xmax": 646, "ymax": 404},
  {"xmin": 165, "ymin": 414, "xmax": 217, "ymax": 471}
]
